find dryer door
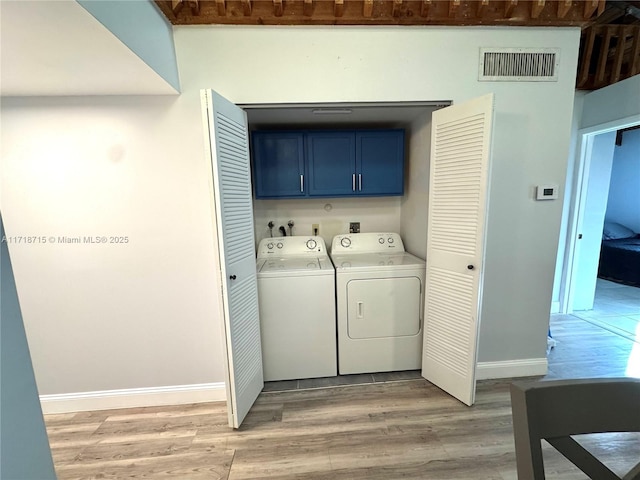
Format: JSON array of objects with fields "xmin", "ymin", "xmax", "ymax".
[{"xmin": 347, "ymin": 277, "xmax": 422, "ymax": 339}]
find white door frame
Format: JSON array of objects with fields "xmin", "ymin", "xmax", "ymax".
[{"xmin": 559, "ymin": 113, "xmax": 640, "ymax": 314}]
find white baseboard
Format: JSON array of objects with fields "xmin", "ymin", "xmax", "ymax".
[
  {"xmin": 550, "ymin": 301, "xmax": 561, "ymax": 314},
  {"xmin": 40, "ymin": 382, "xmax": 226, "ymax": 414},
  {"xmin": 476, "ymin": 358, "xmax": 548, "ymax": 380}
]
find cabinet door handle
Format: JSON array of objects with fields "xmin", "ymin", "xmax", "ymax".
[
  {"xmin": 300, "ymin": 174, "xmax": 304, "ymax": 193},
  {"xmin": 352, "ymin": 174, "xmax": 356, "ymax": 192},
  {"xmin": 359, "ymin": 174, "xmax": 362, "ymax": 191}
]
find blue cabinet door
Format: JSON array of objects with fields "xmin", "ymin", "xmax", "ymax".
[
  {"xmin": 307, "ymin": 132, "xmax": 356, "ymax": 196},
  {"xmin": 252, "ymin": 132, "xmax": 305, "ymax": 198},
  {"xmin": 356, "ymin": 130, "xmax": 405, "ymax": 196}
]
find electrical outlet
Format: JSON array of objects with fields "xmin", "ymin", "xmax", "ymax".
[
  {"xmin": 312, "ymin": 224, "xmax": 319, "ymax": 236},
  {"xmin": 350, "ymin": 222, "xmax": 360, "ymax": 233}
]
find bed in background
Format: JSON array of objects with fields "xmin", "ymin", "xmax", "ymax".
[{"xmin": 598, "ymin": 222, "xmax": 640, "ymax": 287}]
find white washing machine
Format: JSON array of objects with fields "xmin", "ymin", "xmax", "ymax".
[
  {"xmin": 331, "ymin": 232, "xmax": 425, "ymax": 375},
  {"xmin": 256, "ymin": 236, "xmax": 337, "ymax": 381}
]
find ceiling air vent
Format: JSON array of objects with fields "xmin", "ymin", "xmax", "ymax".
[{"xmin": 479, "ymin": 48, "xmax": 559, "ymax": 82}]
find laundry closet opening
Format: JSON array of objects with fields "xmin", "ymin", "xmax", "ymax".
[
  {"xmin": 243, "ymin": 101, "xmax": 449, "ymax": 257},
  {"xmin": 242, "ymin": 100, "xmax": 451, "ymax": 388}
]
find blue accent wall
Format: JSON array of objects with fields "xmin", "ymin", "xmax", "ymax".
[
  {"xmin": 0, "ymin": 216, "xmax": 57, "ymax": 479},
  {"xmin": 78, "ymin": 0, "xmax": 180, "ymax": 92}
]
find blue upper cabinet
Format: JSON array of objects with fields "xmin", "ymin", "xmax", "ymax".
[
  {"xmin": 307, "ymin": 132, "xmax": 356, "ymax": 196},
  {"xmin": 252, "ymin": 132, "xmax": 305, "ymax": 198},
  {"xmin": 252, "ymin": 129, "xmax": 404, "ymax": 199},
  {"xmin": 356, "ymin": 130, "xmax": 404, "ymax": 196}
]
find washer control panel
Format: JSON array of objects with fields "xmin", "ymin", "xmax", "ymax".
[
  {"xmin": 257, "ymin": 235, "xmax": 327, "ymax": 257},
  {"xmin": 331, "ymin": 232, "xmax": 405, "ymax": 254}
]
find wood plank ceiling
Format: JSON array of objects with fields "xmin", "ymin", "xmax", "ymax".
[{"xmin": 155, "ymin": 0, "xmax": 640, "ymax": 90}]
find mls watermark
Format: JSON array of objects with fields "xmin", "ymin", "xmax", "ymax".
[{"xmin": 1, "ymin": 235, "xmax": 129, "ymax": 245}]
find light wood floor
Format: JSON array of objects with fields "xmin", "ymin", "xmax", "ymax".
[{"xmin": 45, "ymin": 299, "xmax": 640, "ymax": 480}]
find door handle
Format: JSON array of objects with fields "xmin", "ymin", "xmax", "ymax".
[
  {"xmin": 359, "ymin": 174, "xmax": 362, "ymax": 191},
  {"xmin": 300, "ymin": 175, "xmax": 304, "ymax": 193},
  {"xmin": 357, "ymin": 301, "xmax": 364, "ymax": 319},
  {"xmin": 352, "ymin": 174, "xmax": 356, "ymax": 192},
  {"xmin": 229, "ymin": 275, "xmax": 237, "ymax": 280}
]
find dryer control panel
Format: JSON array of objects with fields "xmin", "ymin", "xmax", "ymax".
[
  {"xmin": 257, "ymin": 235, "xmax": 327, "ymax": 258},
  {"xmin": 331, "ymin": 232, "xmax": 405, "ymax": 254}
]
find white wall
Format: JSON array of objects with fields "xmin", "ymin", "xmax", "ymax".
[
  {"xmin": 1, "ymin": 96, "xmax": 224, "ymax": 395},
  {"xmin": 606, "ymin": 128, "xmax": 640, "ymax": 233},
  {"xmin": 572, "ymin": 132, "xmax": 616, "ymax": 310},
  {"xmin": 254, "ymin": 197, "xmax": 401, "ymax": 250},
  {"xmin": 400, "ymin": 110, "xmax": 433, "ymax": 260},
  {"xmin": 581, "ymin": 75, "xmax": 640, "ymax": 130},
  {"xmin": 2, "ymin": 26, "xmax": 581, "ymax": 400}
]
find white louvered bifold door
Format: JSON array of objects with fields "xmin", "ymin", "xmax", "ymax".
[
  {"xmin": 202, "ymin": 90, "xmax": 263, "ymax": 428},
  {"xmin": 422, "ymin": 94, "xmax": 494, "ymax": 406}
]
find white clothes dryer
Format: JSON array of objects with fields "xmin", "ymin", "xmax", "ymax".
[
  {"xmin": 331, "ymin": 233, "xmax": 425, "ymax": 375},
  {"xmin": 256, "ymin": 236, "xmax": 337, "ymax": 381}
]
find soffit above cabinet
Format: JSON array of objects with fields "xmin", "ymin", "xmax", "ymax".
[{"xmin": 245, "ymin": 103, "xmax": 443, "ymax": 129}]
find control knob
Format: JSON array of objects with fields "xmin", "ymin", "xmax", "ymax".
[
  {"xmin": 388, "ymin": 237, "xmax": 394, "ymax": 244},
  {"xmin": 267, "ymin": 242, "xmax": 274, "ymax": 249},
  {"xmin": 306, "ymin": 239, "xmax": 317, "ymax": 250},
  {"xmin": 277, "ymin": 242, "xmax": 283, "ymax": 249},
  {"xmin": 378, "ymin": 238, "xmax": 385, "ymax": 244},
  {"xmin": 340, "ymin": 237, "xmax": 351, "ymax": 248}
]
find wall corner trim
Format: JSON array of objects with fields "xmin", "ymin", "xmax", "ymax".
[
  {"xmin": 476, "ymin": 358, "xmax": 548, "ymax": 380},
  {"xmin": 40, "ymin": 383, "xmax": 226, "ymax": 414}
]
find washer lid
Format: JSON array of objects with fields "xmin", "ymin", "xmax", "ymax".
[
  {"xmin": 331, "ymin": 252, "xmax": 425, "ymax": 270},
  {"xmin": 258, "ymin": 257, "xmax": 322, "ymax": 272}
]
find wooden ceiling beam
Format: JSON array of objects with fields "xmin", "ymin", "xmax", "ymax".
[
  {"xmin": 596, "ymin": 2, "xmax": 625, "ymax": 24},
  {"xmin": 216, "ymin": 0, "xmax": 225, "ymax": 16},
  {"xmin": 557, "ymin": 0, "xmax": 571, "ymax": 19},
  {"xmin": 583, "ymin": 0, "xmax": 598, "ymax": 19},
  {"xmin": 392, "ymin": 0, "xmax": 403, "ymax": 18},
  {"xmin": 155, "ymin": 0, "xmax": 604, "ymax": 27},
  {"xmin": 241, "ymin": 0, "xmax": 251, "ymax": 16},
  {"xmin": 171, "ymin": 0, "xmax": 183, "ymax": 16},
  {"xmin": 531, "ymin": 0, "xmax": 545, "ymax": 19},
  {"xmin": 477, "ymin": 0, "xmax": 490, "ymax": 17},
  {"xmin": 505, "ymin": 0, "xmax": 517, "ymax": 18},
  {"xmin": 577, "ymin": 26, "xmax": 597, "ymax": 88},
  {"xmin": 630, "ymin": 27, "xmax": 640, "ymax": 76},
  {"xmin": 449, "ymin": 0, "xmax": 460, "ymax": 18},
  {"xmin": 273, "ymin": 0, "xmax": 283, "ymax": 17},
  {"xmin": 303, "ymin": 0, "xmax": 313, "ymax": 16},
  {"xmin": 421, "ymin": 0, "xmax": 432, "ymax": 18},
  {"xmin": 364, "ymin": 0, "xmax": 373, "ymax": 18},
  {"xmin": 595, "ymin": 26, "xmax": 613, "ymax": 87},
  {"xmin": 611, "ymin": 26, "xmax": 628, "ymax": 84}
]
